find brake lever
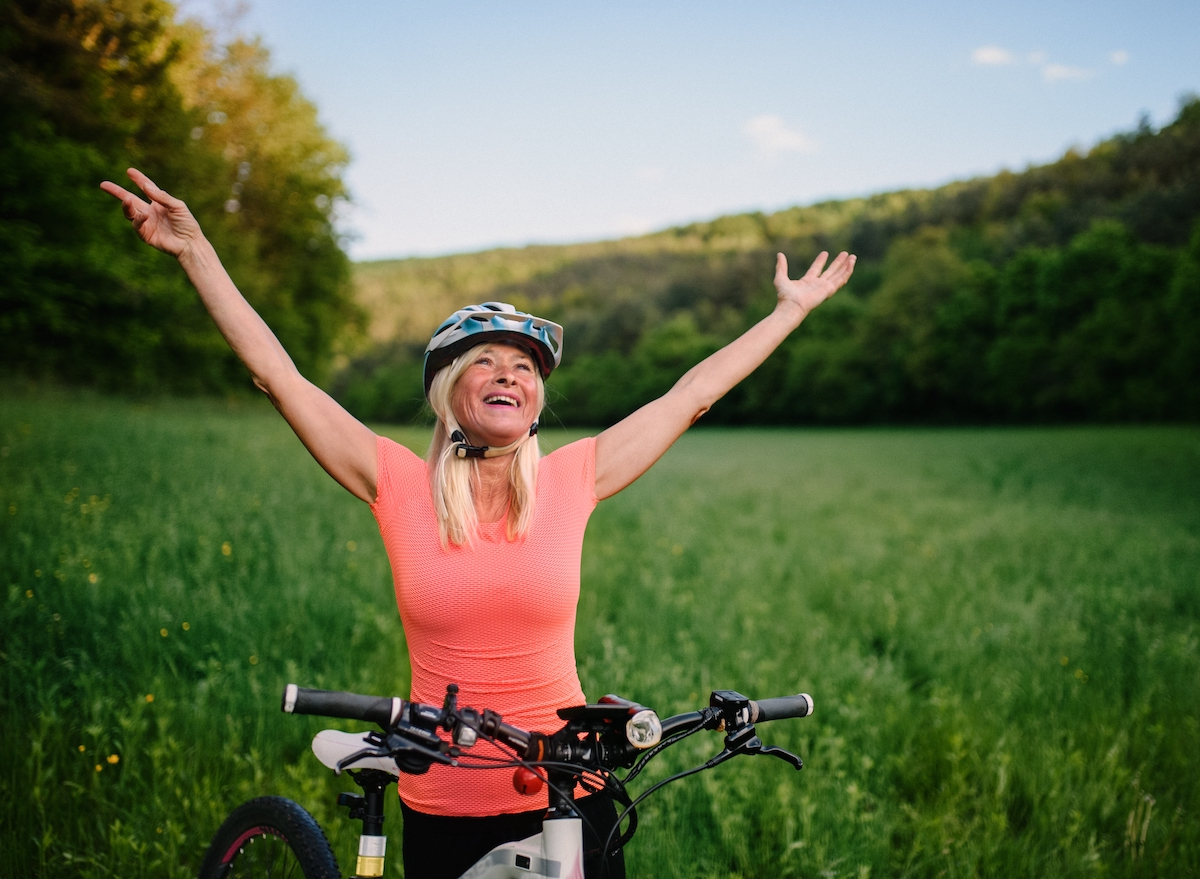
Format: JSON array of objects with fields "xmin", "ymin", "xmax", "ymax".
[
  {"xmin": 335, "ymin": 746, "xmax": 392, "ymax": 774},
  {"xmin": 334, "ymin": 736, "xmax": 455, "ymax": 775},
  {"xmin": 387, "ymin": 733, "xmax": 457, "ymax": 768},
  {"xmin": 757, "ymin": 743, "xmax": 804, "ymax": 770},
  {"xmin": 702, "ymin": 724, "xmax": 804, "ymax": 772}
]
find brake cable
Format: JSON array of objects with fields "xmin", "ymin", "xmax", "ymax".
[
  {"xmin": 624, "ymin": 716, "xmax": 708, "ymax": 783},
  {"xmin": 453, "ymin": 728, "xmax": 627, "ymax": 849}
]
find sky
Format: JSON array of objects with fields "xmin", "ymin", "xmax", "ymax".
[{"xmin": 187, "ymin": 0, "xmax": 1200, "ymax": 261}]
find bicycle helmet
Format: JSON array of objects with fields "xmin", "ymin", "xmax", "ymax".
[{"xmin": 423, "ymin": 302, "xmax": 563, "ymax": 397}]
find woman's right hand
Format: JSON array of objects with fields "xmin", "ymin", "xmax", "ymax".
[
  {"xmin": 100, "ymin": 168, "xmax": 202, "ymax": 260},
  {"xmin": 103, "ymin": 167, "xmax": 379, "ymax": 504}
]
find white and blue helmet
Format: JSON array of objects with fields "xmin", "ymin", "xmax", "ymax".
[{"xmin": 423, "ymin": 302, "xmax": 564, "ymax": 397}]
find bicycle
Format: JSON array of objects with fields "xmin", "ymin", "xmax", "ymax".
[{"xmin": 198, "ymin": 682, "xmax": 815, "ymax": 878}]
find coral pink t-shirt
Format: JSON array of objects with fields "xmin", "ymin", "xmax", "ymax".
[{"xmin": 370, "ymin": 435, "xmax": 597, "ymax": 816}]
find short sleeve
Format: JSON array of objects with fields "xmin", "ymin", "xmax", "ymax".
[
  {"xmin": 370, "ymin": 435, "xmax": 427, "ymax": 516},
  {"xmin": 540, "ymin": 436, "xmax": 598, "ymax": 510}
]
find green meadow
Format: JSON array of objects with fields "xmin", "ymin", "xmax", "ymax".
[{"xmin": 2, "ymin": 393, "xmax": 1198, "ymax": 878}]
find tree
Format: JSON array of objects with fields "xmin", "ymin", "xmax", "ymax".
[{"xmin": 0, "ymin": 0, "xmax": 356, "ymax": 392}]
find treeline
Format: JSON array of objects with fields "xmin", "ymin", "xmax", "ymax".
[
  {"xmin": 5, "ymin": 1, "xmax": 1197, "ymax": 426},
  {"xmin": 0, "ymin": 0, "xmax": 357, "ymax": 391},
  {"xmin": 336, "ymin": 100, "xmax": 1200, "ymax": 425}
]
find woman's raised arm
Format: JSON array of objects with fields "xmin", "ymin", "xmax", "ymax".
[
  {"xmin": 593, "ymin": 250, "xmax": 855, "ymax": 500},
  {"xmin": 101, "ymin": 168, "xmax": 378, "ymax": 503}
]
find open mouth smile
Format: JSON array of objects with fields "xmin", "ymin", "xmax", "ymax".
[{"xmin": 484, "ymin": 394, "xmax": 520, "ymax": 407}]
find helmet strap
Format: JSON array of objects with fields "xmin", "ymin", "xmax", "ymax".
[{"xmin": 451, "ymin": 422, "xmax": 538, "ymax": 459}]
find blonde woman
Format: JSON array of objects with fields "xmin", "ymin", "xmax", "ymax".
[{"xmin": 102, "ymin": 168, "xmax": 855, "ymax": 878}]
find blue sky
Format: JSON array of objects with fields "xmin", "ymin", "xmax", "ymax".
[{"xmin": 188, "ymin": 0, "xmax": 1200, "ymax": 260}]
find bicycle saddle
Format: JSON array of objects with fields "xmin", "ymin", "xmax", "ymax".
[{"xmin": 312, "ymin": 730, "xmax": 402, "ymax": 775}]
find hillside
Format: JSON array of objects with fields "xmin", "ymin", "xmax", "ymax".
[
  {"xmin": 338, "ymin": 99, "xmax": 1200, "ymax": 426},
  {"xmin": 351, "ymin": 198, "xmax": 864, "ymax": 348}
]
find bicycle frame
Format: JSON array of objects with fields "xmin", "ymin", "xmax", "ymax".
[
  {"xmin": 314, "ymin": 729, "xmax": 589, "ymax": 878},
  {"xmin": 459, "ymin": 817, "xmax": 584, "ymax": 879}
]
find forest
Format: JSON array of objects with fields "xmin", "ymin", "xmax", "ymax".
[
  {"xmin": 337, "ymin": 101, "xmax": 1200, "ymax": 426},
  {"xmin": 1, "ymin": 0, "xmax": 357, "ymax": 392},
  {"xmin": 2, "ymin": 0, "xmax": 1198, "ymax": 425}
]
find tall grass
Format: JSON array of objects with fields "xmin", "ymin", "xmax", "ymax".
[{"xmin": 2, "ymin": 394, "xmax": 1197, "ymax": 877}]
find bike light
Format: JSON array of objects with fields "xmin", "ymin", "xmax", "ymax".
[
  {"xmin": 626, "ymin": 709, "xmax": 662, "ymax": 748},
  {"xmin": 454, "ymin": 725, "xmax": 478, "ymax": 748}
]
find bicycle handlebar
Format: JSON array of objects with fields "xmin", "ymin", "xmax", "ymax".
[
  {"xmin": 282, "ymin": 682, "xmax": 813, "ymax": 864},
  {"xmin": 281, "ymin": 684, "xmax": 813, "ymax": 759},
  {"xmin": 283, "ymin": 683, "xmax": 403, "ymax": 728}
]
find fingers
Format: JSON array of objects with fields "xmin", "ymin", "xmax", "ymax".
[
  {"xmin": 99, "ymin": 180, "xmax": 132, "ymax": 200},
  {"xmin": 816, "ymin": 252, "xmax": 855, "ymax": 282},
  {"xmin": 126, "ymin": 167, "xmax": 183, "ymax": 209},
  {"xmin": 826, "ymin": 252, "xmax": 856, "ymax": 285},
  {"xmin": 774, "ymin": 252, "xmax": 789, "ymax": 285},
  {"xmin": 776, "ymin": 250, "xmax": 857, "ymax": 288},
  {"xmin": 803, "ymin": 251, "xmax": 830, "ymax": 280},
  {"xmin": 100, "ymin": 180, "xmax": 151, "ymax": 219}
]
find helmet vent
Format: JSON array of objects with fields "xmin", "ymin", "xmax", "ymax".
[{"xmin": 422, "ymin": 302, "xmax": 564, "ymax": 398}]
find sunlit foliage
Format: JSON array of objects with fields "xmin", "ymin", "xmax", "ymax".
[{"xmin": 0, "ymin": 0, "xmax": 357, "ymax": 391}]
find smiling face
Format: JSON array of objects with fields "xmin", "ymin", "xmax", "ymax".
[{"xmin": 449, "ymin": 343, "xmax": 542, "ymax": 447}]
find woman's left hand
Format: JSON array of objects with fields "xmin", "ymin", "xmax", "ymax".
[
  {"xmin": 595, "ymin": 249, "xmax": 855, "ymax": 499},
  {"xmin": 774, "ymin": 250, "xmax": 856, "ymax": 318}
]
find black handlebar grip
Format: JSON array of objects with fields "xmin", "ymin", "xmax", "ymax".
[
  {"xmin": 282, "ymin": 684, "xmax": 402, "ymax": 727},
  {"xmin": 750, "ymin": 693, "xmax": 814, "ymax": 723},
  {"xmin": 494, "ymin": 721, "xmax": 532, "ymax": 754}
]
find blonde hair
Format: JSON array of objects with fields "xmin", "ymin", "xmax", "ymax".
[{"xmin": 426, "ymin": 343, "xmax": 545, "ymax": 548}]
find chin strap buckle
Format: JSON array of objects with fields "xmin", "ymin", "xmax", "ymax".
[
  {"xmin": 450, "ymin": 430, "xmax": 488, "ymax": 458},
  {"xmin": 451, "ymin": 423, "xmax": 538, "ymax": 459}
]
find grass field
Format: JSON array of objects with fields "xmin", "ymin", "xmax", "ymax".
[{"xmin": 2, "ymin": 394, "xmax": 1198, "ymax": 878}]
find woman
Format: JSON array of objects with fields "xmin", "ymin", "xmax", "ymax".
[{"xmin": 101, "ymin": 168, "xmax": 855, "ymax": 877}]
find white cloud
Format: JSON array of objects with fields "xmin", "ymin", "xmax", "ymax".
[
  {"xmin": 744, "ymin": 114, "xmax": 817, "ymax": 159},
  {"xmin": 975, "ymin": 46, "xmax": 1098, "ymax": 84},
  {"xmin": 972, "ymin": 45, "xmax": 1015, "ymax": 66},
  {"xmin": 637, "ymin": 166, "xmax": 663, "ymax": 182},
  {"xmin": 1110, "ymin": 49, "xmax": 1129, "ymax": 65},
  {"xmin": 1043, "ymin": 63, "xmax": 1093, "ymax": 83}
]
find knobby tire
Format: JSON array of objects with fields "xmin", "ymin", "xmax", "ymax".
[{"xmin": 198, "ymin": 796, "xmax": 340, "ymax": 879}]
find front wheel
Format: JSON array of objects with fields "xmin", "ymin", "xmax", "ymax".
[{"xmin": 198, "ymin": 796, "xmax": 340, "ymax": 879}]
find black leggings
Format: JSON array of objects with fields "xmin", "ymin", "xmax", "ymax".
[{"xmin": 400, "ymin": 795, "xmax": 626, "ymax": 879}]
